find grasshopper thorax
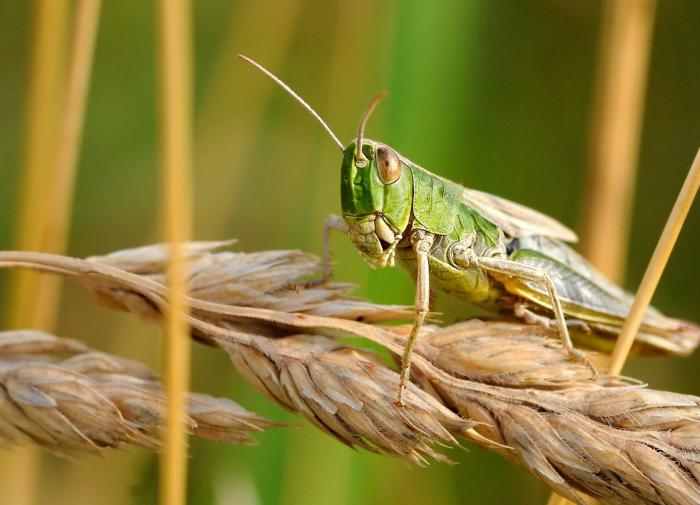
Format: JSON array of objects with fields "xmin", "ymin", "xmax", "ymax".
[{"xmin": 340, "ymin": 139, "xmax": 413, "ymax": 267}]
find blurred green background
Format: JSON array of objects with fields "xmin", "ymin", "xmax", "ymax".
[{"xmin": 1, "ymin": 1, "xmax": 699, "ymax": 504}]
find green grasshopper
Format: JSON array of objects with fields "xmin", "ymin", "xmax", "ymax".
[{"xmin": 239, "ymin": 55, "xmax": 700, "ymax": 405}]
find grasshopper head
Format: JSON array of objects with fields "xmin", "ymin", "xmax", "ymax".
[
  {"xmin": 236, "ymin": 57, "xmax": 412, "ymax": 266},
  {"xmin": 340, "ymin": 139, "xmax": 413, "ymax": 267}
]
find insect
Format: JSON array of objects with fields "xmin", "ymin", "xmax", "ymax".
[{"xmin": 239, "ymin": 55, "xmax": 700, "ymax": 406}]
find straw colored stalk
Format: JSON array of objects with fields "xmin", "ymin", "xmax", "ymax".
[
  {"xmin": 34, "ymin": 0, "xmax": 102, "ymax": 331},
  {"xmin": 607, "ymin": 149, "xmax": 700, "ymax": 374},
  {"xmin": 0, "ymin": 329, "xmax": 275, "ymax": 453},
  {"xmin": 1, "ymin": 244, "xmax": 699, "ymax": 504},
  {"xmin": 156, "ymin": 0, "xmax": 194, "ymax": 504},
  {"xmin": 579, "ymin": 0, "xmax": 656, "ymax": 283},
  {"xmin": 5, "ymin": 0, "xmax": 69, "ymax": 331},
  {"xmin": 4, "ymin": 0, "xmax": 73, "ymax": 503},
  {"xmin": 564, "ymin": 145, "xmax": 700, "ymax": 505},
  {"xmin": 569, "ymin": 1, "xmax": 658, "ymax": 502}
]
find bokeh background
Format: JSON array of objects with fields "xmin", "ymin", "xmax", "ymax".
[{"xmin": 1, "ymin": 1, "xmax": 699, "ymax": 504}]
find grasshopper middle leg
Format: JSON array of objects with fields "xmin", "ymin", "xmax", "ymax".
[
  {"xmin": 396, "ymin": 229, "xmax": 434, "ymax": 407},
  {"xmin": 514, "ymin": 302, "xmax": 592, "ymax": 333}
]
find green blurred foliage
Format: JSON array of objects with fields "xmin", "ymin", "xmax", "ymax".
[{"xmin": 1, "ymin": 1, "xmax": 699, "ymax": 504}]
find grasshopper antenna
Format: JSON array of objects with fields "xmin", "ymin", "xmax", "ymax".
[
  {"xmin": 354, "ymin": 91, "xmax": 388, "ymax": 167},
  {"xmin": 237, "ymin": 54, "xmax": 344, "ymax": 152}
]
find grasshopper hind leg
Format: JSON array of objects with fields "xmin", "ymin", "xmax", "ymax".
[{"xmin": 452, "ymin": 246, "xmax": 597, "ymax": 375}]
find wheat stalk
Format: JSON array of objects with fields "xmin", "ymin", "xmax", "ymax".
[
  {"xmin": 1, "ymin": 243, "xmax": 699, "ymax": 504},
  {"xmin": 155, "ymin": 0, "xmax": 194, "ymax": 502},
  {"xmin": 580, "ymin": 0, "xmax": 657, "ymax": 282}
]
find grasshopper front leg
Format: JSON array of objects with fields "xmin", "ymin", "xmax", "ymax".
[
  {"xmin": 396, "ymin": 229, "xmax": 434, "ymax": 407},
  {"xmin": 452, "ymin": 247, "xmax": 596, "ymax": 373},
  {"xmin": 321, "ymin": 214, "xmax": 348, "ymax": 282}
]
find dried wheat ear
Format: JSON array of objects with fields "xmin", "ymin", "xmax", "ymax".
[
  {"xmin": 1, "ymin": 242, "xmax": 699, "ymax": 505},
  {"xmin": 0, "ymin": 329, "xmax": 276, "ymax": 455}
]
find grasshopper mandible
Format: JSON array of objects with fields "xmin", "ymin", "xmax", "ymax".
[{"xmin": 239, "ymin": 55, "xmax": 700, "ymax": 406}]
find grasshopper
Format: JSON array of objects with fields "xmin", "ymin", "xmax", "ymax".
[{"xmin": 239, "ymin": 56, "xmax": 700, "ymax": 405}]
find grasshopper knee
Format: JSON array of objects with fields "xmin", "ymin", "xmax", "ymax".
[{"xmin": 415, "ymin": 302, "xmax": 430, "ymax": 318}]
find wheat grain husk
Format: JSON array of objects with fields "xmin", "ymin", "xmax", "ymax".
[{"xmin": 0, "ymin": 329, "xmax": 275, "ymax": 454}]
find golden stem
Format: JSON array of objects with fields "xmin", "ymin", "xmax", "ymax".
[
  {"xmin": 5, "ymin": 0, "xmax": 69, "ymax": 330},
  {"xmin": 1, "ymin": 1, "xmax": 69, "ymax": 504},
  {"xmin": 553, "ymin": 1, "xmax": 656, "ymax": 503},
  {"xmin": 39, "ymin": 2, "xmax": 103, "ymax": 504},
  {"xmin": 607, "ymin": 149, "xmax": 700, "ymax": 374},
  {"xmin": 37, "ymin": 0, "xmax": 102, "ymax": 330},
  {"xmin": 156, "ymin": 1, "xmax": 194, "ymax": 505},
  {"xmin": 579, "ymin": 0, "xmax": 656, "ymax": 283},
  {"xmin": 550, "ymin": 149, "xmax": 700, "ymax": 505}
]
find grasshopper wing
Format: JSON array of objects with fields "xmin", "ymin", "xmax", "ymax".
[
  {"xmin": 461, "ymin": 188, "xmax": 578, "ymax": 242},
  {"xmin": 506, "ymin": 248, "xmax": 645, "ymax": 322},
  {"xmin": 501, "ymin": 238, "xmax": 700, "ymax": 355}
]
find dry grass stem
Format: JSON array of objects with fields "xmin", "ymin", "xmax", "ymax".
[
  {"xmin": 607, "ymin": 148, "xmax": 700, "ymax": 374},
  {"xmin": 0, "ymin": 243, "xmax": 699, "ymax": 504},
  {"xmin": 0, "ymin": 329, "xmax": 275, "ymax": 453},
  {"xmin": 5, "ymin": 0, "xmax": 68, "ymax": 330},
  {"xmin": 33, "ymin": 0, "xmax": 102, "ymax": 332},
  {"xmin": 3, "ymin": 1, "xmax": 70, "ymax": 503},
  {"xmin": 580, "ymin": 0, "xmax": 656, "ymax": 282},
  {"xmin": 569, "ymin": 4, "xmax": 658, "ymax": 503},
  {"xmin": 156, "ymin": 0, "xmax": 194, "ymax": 503}
]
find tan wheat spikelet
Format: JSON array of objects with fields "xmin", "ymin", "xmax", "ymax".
[{"xmin": 0, "ymin": 329, "xmax": 276, "ymax": 453}]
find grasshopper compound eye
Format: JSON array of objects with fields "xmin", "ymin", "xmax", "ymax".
[{"xmin": 376, "ymin": 145, "xmax": 401, "ymax": 184}]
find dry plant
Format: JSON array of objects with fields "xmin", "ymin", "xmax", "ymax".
[
  {"xmin": 580, "ymin": 0, "xmax": 657, "ymax": 282},
  {"xmin": 0, "ymin": 328, "xmax": 275, "ymax": 453},
  {"xmin": 155, "ymin": 0, "xmax": 194, "ymax": 501},
  {"xmin": 1, "ymin": 242, "xmax": 700, "ymax": 504},
  {"xmin": 4, "ymin": 1, "xmax": 102, "ymax": 502}
]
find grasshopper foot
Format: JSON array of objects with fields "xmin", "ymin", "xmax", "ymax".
[
  {"xmin": 304, "ymin": 276, "xmax": 329, "ymax": 288},
  {"xmin": 394, "ymin": 375, "xmax": 408, "ymax": 408},
  {"xmin": 566, "ymin": 346, "xmax": 598, "ymax": 378}
]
